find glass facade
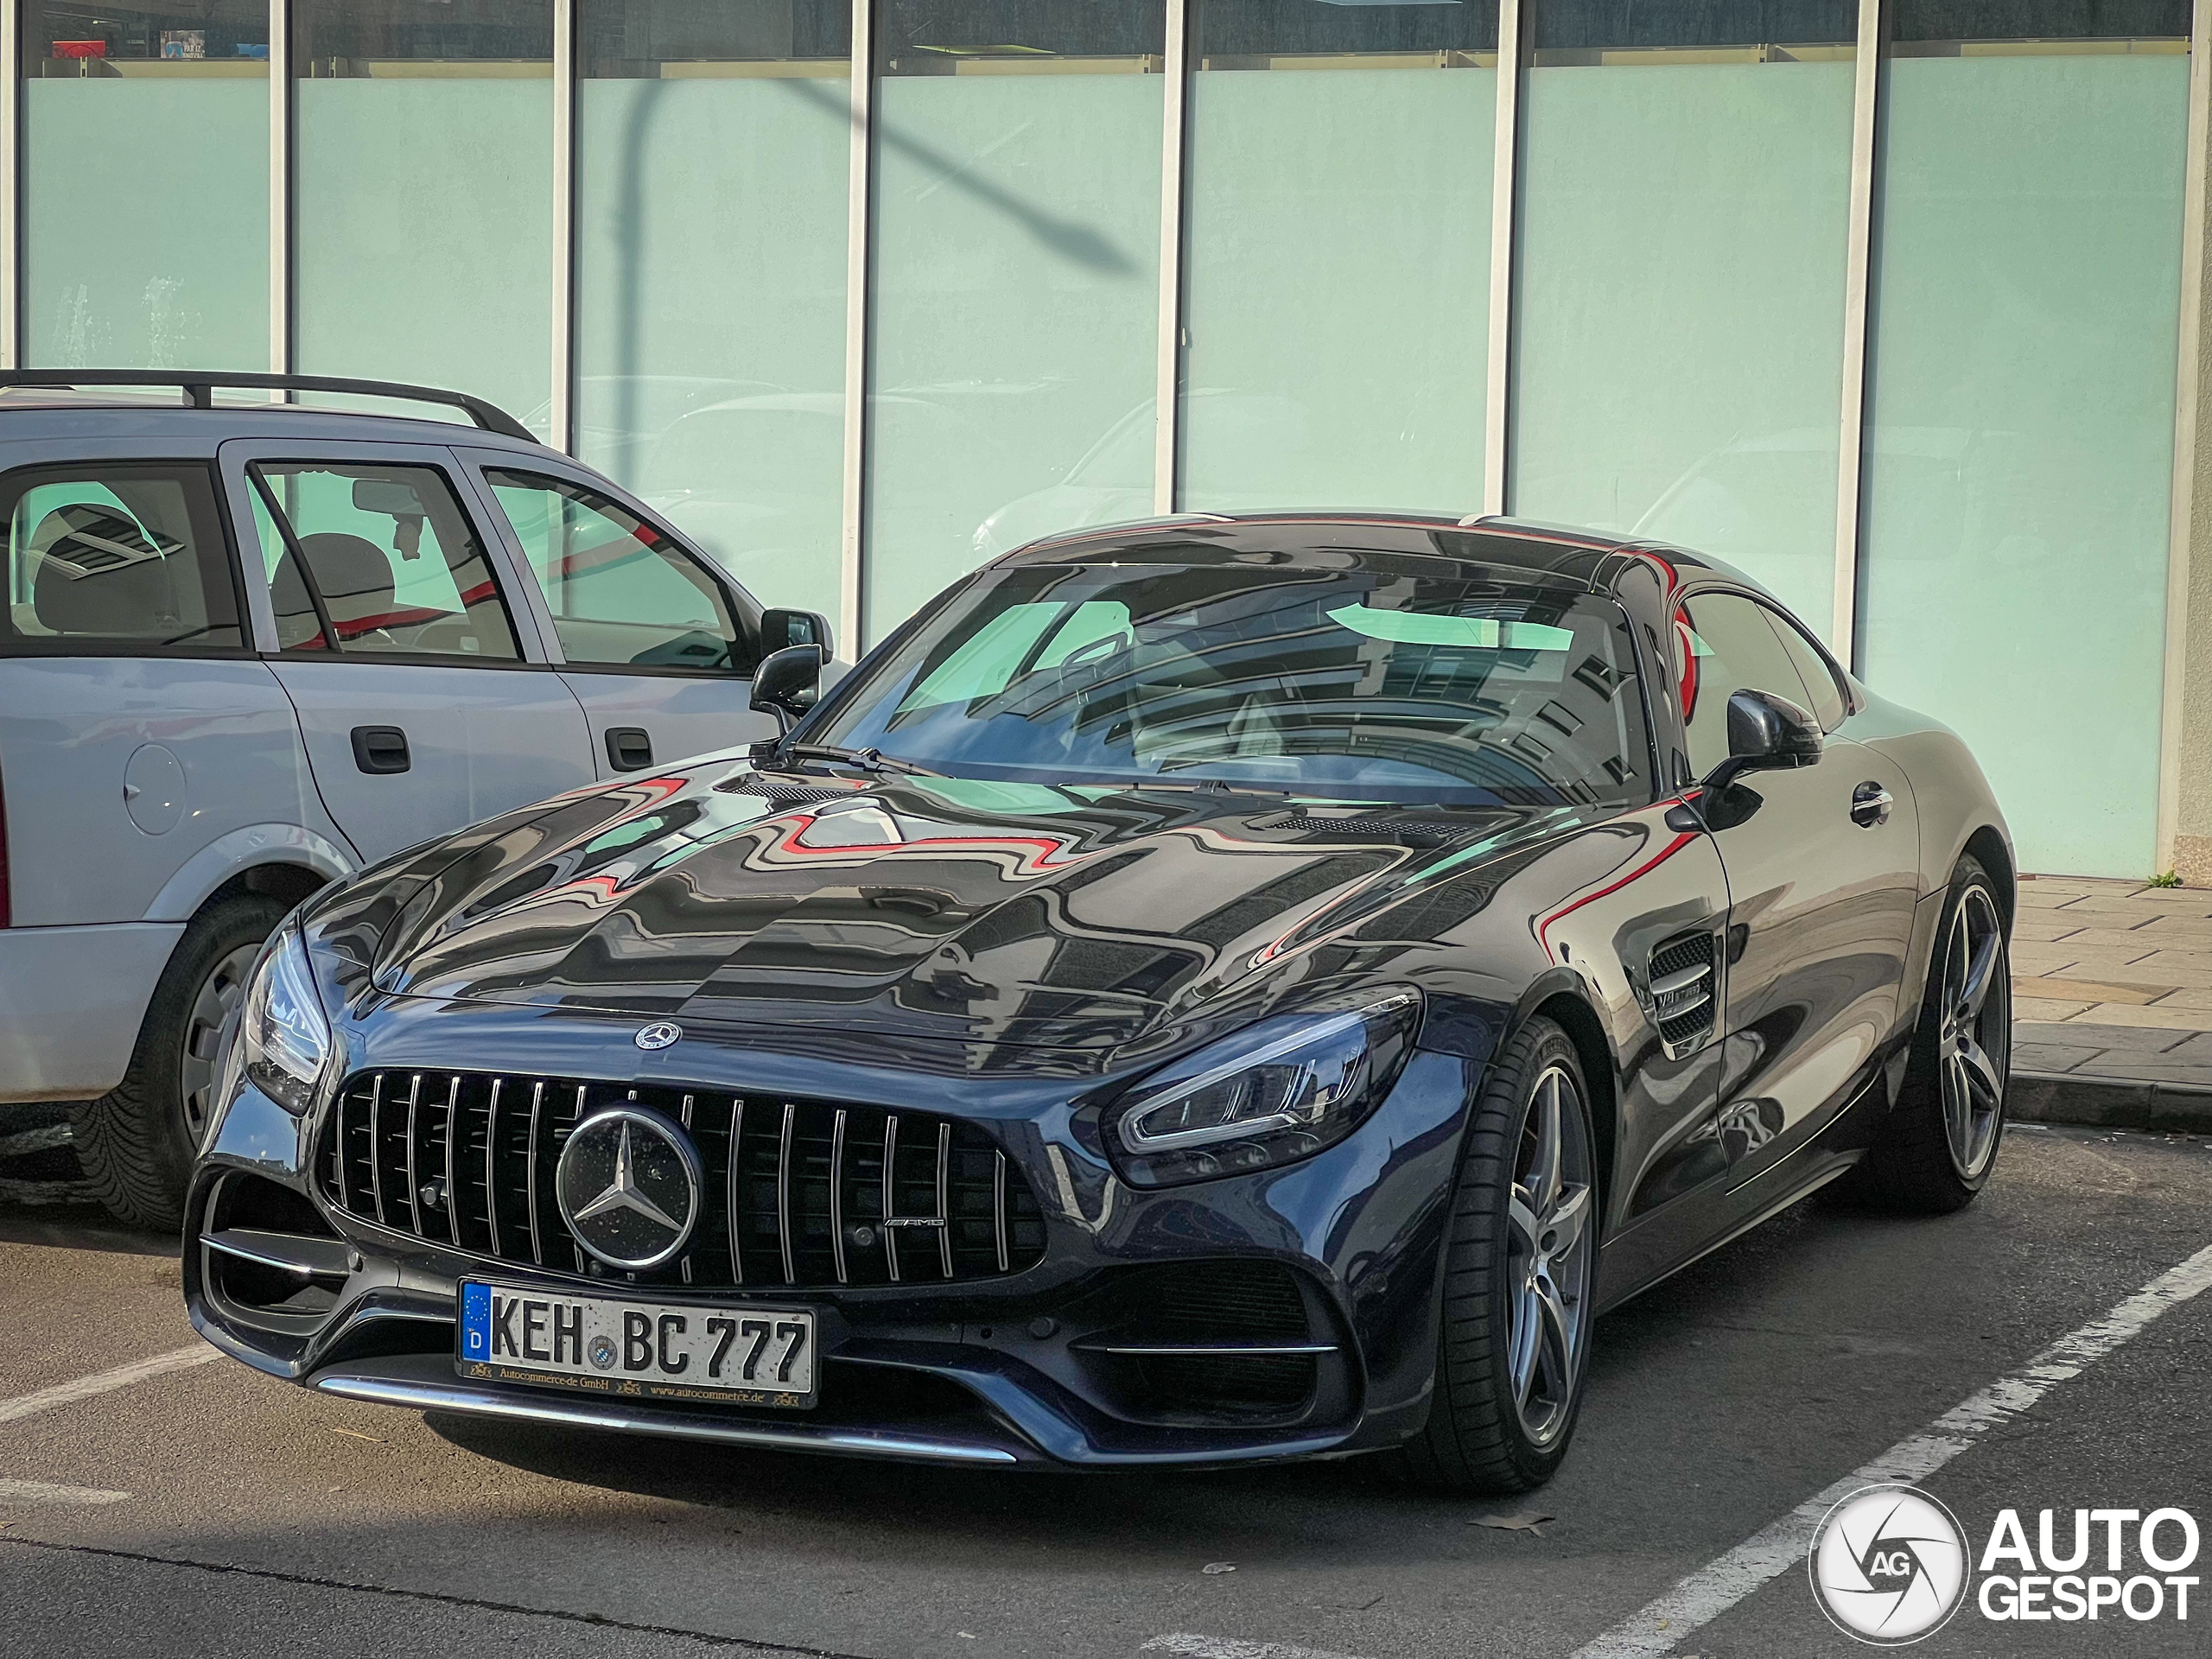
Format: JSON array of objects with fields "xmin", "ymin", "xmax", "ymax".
[
  {"xmin": 575, "ymin": 0, "xmax": 851, "ymax": 620},
  {"xmin": 1180, "ymin": 0, "xmax": 1496, "ymax": 516},
  {"xmin": 294, "ymin": 1, "xmax": 555, "ymax": 427},
  {"xmin": 6, "ymin": 0, "xmax": 2203, "ymax": 874},
  {"xmin": 1512, "ymin": 1, "xmax": 1859, "ymax": 634},
  {"xmin": 1859, "ymin": 0, "xmax": 2193, "ymax": 877},
  {"xmin": 22, "ymin": 2, "xmax": 270, "ymax": 370},
  {"xmin": 863, "ymin": 0, "xmax": 1166, "ymax": 639}
]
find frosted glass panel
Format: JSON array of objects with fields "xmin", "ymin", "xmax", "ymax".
[
  {"xmin": 1512, "ymin": 62, "xmax": 1855, "ymax": 634},
  {"xmin": 1859, "ymin": 55, "xmax": 2188, "ymax": 877},
  {"xmin": 865, "ymin": 71, "xmax": 1163, "ymax": 642},
  {"xmin": 295, "ymin": 78, "xmax": 553, "ymax": 429},
  {"xmin": 575, "ymin": 3, "xmax": 850, "ymax": 621},
  {"xmin": 1180, "ymin": 68, "xmax": 1493, "ymax": 515},
  {"xmin": 24, "ymin": 15, "xmax": 269, "ymax": 371}
]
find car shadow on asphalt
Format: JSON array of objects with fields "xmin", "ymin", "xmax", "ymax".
[
  {"xmin": 0, "ymin": 1203, "xmax": 177, "ymax": 1255},
  {"xmin": 0, "ymin": 1103, "xmax": 176, "ymax": 1257}
]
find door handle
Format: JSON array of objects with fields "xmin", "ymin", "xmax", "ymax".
[
  {"xmin": 350, "ymin": 726, "xmax": 410, "ymax": 775},
  {"xmin": 1850, "ymin": 780, "xmax": 1892, "ymax": 827},
  {"xmin": 606, "ymin": 728, "xmax": 653, "ymax": 772}
]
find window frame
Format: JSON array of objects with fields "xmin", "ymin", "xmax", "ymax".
[
  {"xmin": 247, "ymin": 456, "xmax": 531, "ymax": 668},
  {"xmin": 804, "ymin": 556, "xmax": 1660, "ymax": 810},
  {"xmin": 217, "ymin": 437, "xmax": 555, "ymax": 670},
  {"xmin": 0, "ymin": 458, "xmax": 251, "ymax": 660},
  {"xmin": 461, "ymin": 454, "xmax": 763, "ymax": 680},
  {"xmin": 1669, "ymin": 583, "xmax": 1852, "ymax": 778},
  {"xmin": 1756, "ymin": 598, "xmax": 1859, "ymax": 729}
]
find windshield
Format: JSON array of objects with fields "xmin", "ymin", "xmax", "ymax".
[{"xmin": 804, "ymin": 552, "xmax": 1652, "ymax": 808}]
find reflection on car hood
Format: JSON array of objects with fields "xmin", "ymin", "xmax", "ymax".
[{"xmin": 363, "ymin": 765, "xmax": 1573, "ymax": 1053}]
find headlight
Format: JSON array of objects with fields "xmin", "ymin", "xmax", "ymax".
[
  {"xmin": 232, "ymin": 923, "xmax": 332, "ymax": 1116},
  {"xmin": 1104, "ymin": 990, "xmax": 1421, "ymax": 1189}
]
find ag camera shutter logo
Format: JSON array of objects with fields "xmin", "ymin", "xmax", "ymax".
[{"xmin": 1809, "ymin": 1484, "xmax": 1972, "ymax": 1645}]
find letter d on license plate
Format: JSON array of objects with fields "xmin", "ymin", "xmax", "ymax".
[{"xmin": 456, "ymin": 1280, "xmax": 817, "ymax": 1408}]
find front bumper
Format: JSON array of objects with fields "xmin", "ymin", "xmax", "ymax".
[{"xmin": 186, "ymin": 1008, "xmax": 1483, "ymax": 1471}]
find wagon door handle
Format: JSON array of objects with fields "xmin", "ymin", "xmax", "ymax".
[
  {"xmin": 606, "ymin": 728, "xmax": 654, "ymax": 772},
  {"xmin": 351, "ymin": 726, "xmax": 410, "ymax": 775},
  {"xmin": 1850, "ymin": 781, "xmax": 1892, "ymax": 828}
]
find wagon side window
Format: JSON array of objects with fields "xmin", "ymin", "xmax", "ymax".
[{"xmin": 0, "ymin": 464, "xmax": 242, "ymax": 653}]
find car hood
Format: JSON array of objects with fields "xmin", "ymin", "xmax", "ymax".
[{"xmin": 353, "ymin": 763, "xmax": 1574, "ymax": 1057}]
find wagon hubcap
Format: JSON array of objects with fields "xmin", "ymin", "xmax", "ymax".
[
  {"xmin": 1507, "ymin": 1065, "xmax": 1594, "ymax": 1446},
  {"xmin": 180, "ymin": 944, "xmax": 258, "ymax": 1143},
  {"xmin": 1937, "ymin": 883, "xmax": 2007, "ymax": 1178}
]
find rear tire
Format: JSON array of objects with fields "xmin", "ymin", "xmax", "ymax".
[
  {"xmin": 71, "ymin": 894, "xmax": 284, "ymax": 1231},
  {"xmin": 1389, "ymin": 1016, "xmax": 1599, "ymax": 1494},
  {"xmin": 1847, "ymin": 854, "xmax": 2010, "ymax": 1214}
]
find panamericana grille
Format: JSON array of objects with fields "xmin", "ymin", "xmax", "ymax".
[
  {"xmin": 1649, "ymin": 929, "xmax": 1719, "ymax": 1049},
  {"xmin": 313, "ymin": 1071, "xmax": 1048, "ymax": 1290}
]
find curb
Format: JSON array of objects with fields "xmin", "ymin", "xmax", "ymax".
[{"xmin": 2012, "ymin": 1071, "xmax": 2212, "ymax": 1134}]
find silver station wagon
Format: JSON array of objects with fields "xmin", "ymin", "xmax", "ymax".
[{"xmin": 0, "ymin": 372, "xmax": 827, "ymax": 1227}]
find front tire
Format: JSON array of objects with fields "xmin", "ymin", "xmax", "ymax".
[
  {"xmin": 1392, "ymin": 1016, "xmax": 1599, "ymax": 1494},
  {"xmin": 71, "ymin": 894, "xmax": 284, "ymax": 1231},
  {"xmin": 1849, "ymin": 855, "xmax": 2010, "ymax": 1214}
]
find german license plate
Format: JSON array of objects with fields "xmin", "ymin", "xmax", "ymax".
[{"xmin": 455, "ymin": 1280, "xmax": 817, "ymax": 1408}]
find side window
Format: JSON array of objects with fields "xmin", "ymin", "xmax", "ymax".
[
  {"xmin": 1674, "ymin": 591, "xmax": 1819, "ymax": 779},
  {"xmin": 248, "ymin": 462, "xmax": 519, "ymax": 661},
  {"xmin": 484, "ymin": 470, "xmax": 754, "ymax": 675},
  {"xmin": 1, "ymin": 464, "xmax": 241, "ymax": 652},
  {"xmin": 1758, "ymin": 607, "xmax": 1848, "ymax": 731}
]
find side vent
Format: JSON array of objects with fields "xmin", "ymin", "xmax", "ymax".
[{"xmin": 1649, "ymin": 929, "xmax": 1718, "ymax": 1050}]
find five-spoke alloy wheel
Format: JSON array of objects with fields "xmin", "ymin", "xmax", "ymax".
[
  {"xmin": 1396, "ymin": 1016, "xmax": 1599, "ymax": 1492},
  {"xmin": 1848, "ymin": 852, "xmax": 2012, "ymax": 1214},
  {"xmin": 1506, "ymin": 1064, "xmax": 1595, "ymax": 1448},
  {"xmin": 1936, "ymin": 881, "xmax": 2008, "ymax": 1179}
]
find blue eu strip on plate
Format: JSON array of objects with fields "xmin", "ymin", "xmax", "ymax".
[{"xmin": 459, "ymin": 1281, "xmax": 492, "ymax": 1362}]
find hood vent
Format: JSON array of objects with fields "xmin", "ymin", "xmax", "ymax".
[
  {"xmin": 1257, "ymin": 811, "xmax": 1497, "ymax": 846},
  {"xmin": 714, "ymin": 772, "xmax": 857, "ymax": 803}
]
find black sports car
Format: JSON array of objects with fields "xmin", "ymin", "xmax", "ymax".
[{"xmin": 187, "ymin": 514, "xmax": 2013, "ymax": 1492}]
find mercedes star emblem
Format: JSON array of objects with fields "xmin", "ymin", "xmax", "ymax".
[
  {"xmin": 634, "ymin": 1021, "xmax": 682, "ymax": 1051},
  {"xmin": 555, "ymin": 1108, "xmax": 702, "ymax": 1270}
]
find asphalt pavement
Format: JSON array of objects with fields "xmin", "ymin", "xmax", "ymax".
[{"xmin": 1, "ymin": 1119, "xmax": 2208, "ymax": 1659}]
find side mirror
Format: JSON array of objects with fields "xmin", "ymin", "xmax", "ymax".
[
  {"xmin": 760, "ymin": 607, "xmax": 833, "ymax": 662},
  {"xmin": 1703, "ymin": 688, "xmax": 1822, "ymax": 795},
  {"xmin": 751, "ymin": 643, "xmax": 824, "ymax": 734}
]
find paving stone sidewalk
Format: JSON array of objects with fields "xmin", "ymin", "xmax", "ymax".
[{"xmin": 2007, "ymin": 873, "xmax": 2212, "ymax": 1125}]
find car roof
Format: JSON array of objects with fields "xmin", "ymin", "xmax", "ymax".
[
  {"xmin": 0, "ymin": 391, "xmax": 562, "ymax": 458},
  {"xmin": 997, "ymin": 511, "xmax": 1770, "ymax": 600}
]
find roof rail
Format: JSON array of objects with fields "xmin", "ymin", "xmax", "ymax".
[{"xmin": 0, "ymin": 370, "xmax": 537, "ymax": 443}]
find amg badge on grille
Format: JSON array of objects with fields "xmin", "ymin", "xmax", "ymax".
[
  {"xmin": 634, "ymin": 1021, "xmax": 681, "ymax": 1051},
  {"xmin": 556, "ymin": 1109, "xmax": 702, "ymax": 1270}
]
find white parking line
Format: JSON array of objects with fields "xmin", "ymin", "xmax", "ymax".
[
  {"xmin": 1142, "ymin": 1636, "xmax": 1372, "ymax": 1659},
  {"xmin": 0, "ymin": 1478, "xmax": 129, "ymax": 1506},
  {"xmin": 0, "ymin": 1344, "xmax": 219, "ymax": 1428},
  {"xmin": 1570, "ymin": 1238, "xmax": 2212, "ymax": 1659}
]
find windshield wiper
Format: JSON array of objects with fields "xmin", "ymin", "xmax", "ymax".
[{"xmin": 773, "ymin": 742, "xmax": 944, "ymax": 779}]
